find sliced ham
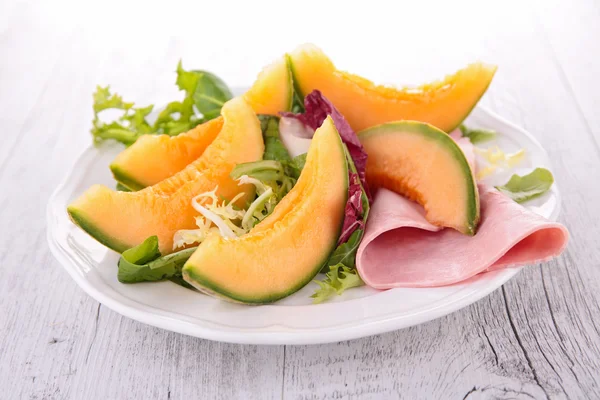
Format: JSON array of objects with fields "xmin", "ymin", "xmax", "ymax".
[{"xmin": 356, "ymin": 185, "xmax": 569, "ymax": 288}]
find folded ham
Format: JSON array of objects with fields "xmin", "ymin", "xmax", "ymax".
[{"xmin": 356, "ymin": 185, "xmax": 569, "ymax": 288}]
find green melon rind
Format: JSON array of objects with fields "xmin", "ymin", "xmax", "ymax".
[
  {"xmin": 109, "ymin": 164, "xmax": 146, "ymax": 192},
  {"xmin": 358, "ymin": 121, "xmax": 480, "ymax": 235},
  {"xmin": 67, "ymin": 206, "xmax": 130, "ymax": 253},
  {"xmin": 285, "ymin": 54, "xmax": 306, "ymax": 111},
  {"xmin": 283, "ymin": 55, "xmax": 296, "ymax": 112},
  {"xmin": 182, "ymin": 126, "xmax": 349, "ymax": 305}
]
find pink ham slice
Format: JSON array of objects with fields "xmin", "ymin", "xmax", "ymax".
[{"xmin": 356, "ymin": 185, "xmax": 569, "ymax": 288}]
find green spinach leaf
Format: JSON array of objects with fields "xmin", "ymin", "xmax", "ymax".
[
  {"xmin": 117, "ymin": 236, "xmax": 197, "ymax": 284},
  {"xmin": 459, "ymin": 124, "xmax": 497, "ymax": 144},
  {"xmin": 496, "ymin": 168, "xmax": 554, "ymax": 203}
]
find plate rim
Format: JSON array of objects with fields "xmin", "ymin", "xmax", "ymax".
[{"xmin": 46, "ymin": 106, "xmax": 558, "ymax": 345}]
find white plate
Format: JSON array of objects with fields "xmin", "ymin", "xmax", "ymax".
[{"xmin": 46, "ymin": 106, "xmax": 560, "ymax": 345}]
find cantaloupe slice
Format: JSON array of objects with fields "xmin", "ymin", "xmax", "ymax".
[
  {"xmin": 359, "ymin": 121, "xmax": 479, "ymax": 235},
  {"xmin": 110, "ymin": 56, "xmax": 293, "ymax": 191},
  {"xmin": 288, "ymin": 44, "xmax": 497, "ymax": 132},
  {"xmin": 110, "ymin": 117, "xmax": 224, "ymax": 191},
  {"xmin": 183, "ymin": 117, "xmax": 348, "ymax": 304},
  {"xmin": 243, "ymin": 56, "xmax": 293, "ymax": 115},
  {"xmin": 67, "ymin": 97, "xmax": 264, "ymax": 254}
]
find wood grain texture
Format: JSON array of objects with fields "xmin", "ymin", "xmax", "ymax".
[{"xmin": 1, "ymin": 0, "xmax": 599, "ymax": 399}]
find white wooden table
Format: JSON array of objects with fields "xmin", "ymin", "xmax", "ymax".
[{"xmin": 2, "ymin": 0, "xmax": 599, "ymax": 398}]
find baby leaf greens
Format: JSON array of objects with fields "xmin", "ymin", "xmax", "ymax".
[
  {"xmin": 117, "ymin": 236, "xmax": 196, "ymax": 284},
  {"xmin": 260, "ymin": 115, "xmax": 293, "ymax": 163},
  {"xmin": 311, "ymin": 264, "xmax": 364, "ymax": 304},
  {"xmin": 231, "ymin": 116, "xmax": 303, "ymax": 200},
  {"xmin": 496, "ymin": 167, "xmax": 554, "ymax": 203},
  {"xmin": 459, "ymin": 124, "xmax": 497, "ymax": 144},
  {"xmin": 92, "ymin": 61, "xmax": 232, "ymax": 146}
]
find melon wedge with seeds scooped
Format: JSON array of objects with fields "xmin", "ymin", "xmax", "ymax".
[
  {"xmin": 67, "ymin": 97, "xmax": 264, "ymax": 254},
  {"xmin": 359, "ymin": 121, "xmax": 479, "ymax": 235},
  {"xmin": 182, "ymin": 116, "xmax": 348, "ymax": 304},
  {"xmin": 288, "ymin": 44, "xmax": 496, "ymax": 132},
  {"xmin": 110, "ymin": 117, "xmax": 224, "ymax": 191}
]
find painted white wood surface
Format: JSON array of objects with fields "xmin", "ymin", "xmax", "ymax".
[{"xmin": 1, "ymin": 0, "xmax": 599, "ymax": 398}]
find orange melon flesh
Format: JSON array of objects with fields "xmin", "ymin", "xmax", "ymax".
[
  {"xmin": 67, "ymin": 97, "xmax": 264, "ymax": 254},
  {"xmin": 182, "ymin": 117, "xmax": 348, "ymax": 304},
  {"xmin": 109, "ymin": 57, "xmax": 292, "ymax": 191},
  {"xmin": 243, "ymin": 56, "xmax": 293, "ymax": 115},
  {"xmin": 359, "ymin": 121, "xmax": 479, "ymax": 235},
  {"xmin": 289, "ymin": 44, "xmax": 497, "ymax": 132},
  {"xmin": 110, "ymin": 117, "xmax": 224, "ymax": 191}
]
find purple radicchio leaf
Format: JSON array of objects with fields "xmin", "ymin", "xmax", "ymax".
[
  {"xmin": 337, "ymin": 171, "xmax": 365, "ymax": 244},
  {"xmin": 280, "ymin": 90, "xmax": 371, "ymax": 202}
]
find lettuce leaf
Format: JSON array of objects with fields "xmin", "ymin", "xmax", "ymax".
[
  {"xmin": 311, "ymin": 264, "xmax": 364, "ymax": 304},
  {"xmin": 327, "ymin": 229, "xmax": 362, "ymax": 269},
  {"xmin": 289, "ymin": 153, "xmax": 307, "ymax": 178},
  {"xmin": 496, "ymin": 168, "xmax": 554, "ymax": 203},
  {"xmin": 117, "ymin": 236, "xmax": 196, "ymax": 283},
  {"xmin": 191, "ymin": 69, "xmax": 233, "ymax": 121},
  {"xmin": 260, "ymin": 115, "xmax": 293, "ymax": 163},
  {"xmin": 91, "ymin": 86, "xmax": 154, "ymax": 146},
  {"xmin": 459, "ymin": 124, "xmax": 497, "ymax": 144},
  {"xmin": 231, "ymin": 160, "xmax": 287, "ymax": 182},
  {"xmin": 232, "ymin": 116, "xmax": 299, "ymax": 200},
  {"xmin": 258, "ymin": 115, "xmax": 308, "ymax": 180}
]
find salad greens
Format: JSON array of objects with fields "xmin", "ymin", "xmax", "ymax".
[
  {"xmin": 459, "ymin": 124, "xmax": 497, "ymax": 144},
  {"xmin": 326, "ymin": 229, "xmax": 362, "ymax": 269},
  {"xmin": 92, "ymin": 61, "xmax": 232, "ymax": 146},
  {"xmin": 172, "ymin": 187, "xmax": 254, "ymax": 249},
  {"xmin": 496, "ymin": 168, "xmax": 554, "ymax": 203},
  {"xmin": 191, "ymin": 69, "xmax": 233, "ymax": 121},
  {"xmin": 289, "ymin": 153, "xmax": 307, "ymax": 178},
  {"xmin": 172, "ymin": 116, "xmax": 301, "ymax": 251},
  {"xmin": 260, "ymin": 115, "xmax": 306, "ymax": 180},
  {"xmin": 311, "ymin": 264, "xmax": 364, "ymax": 304},
  {"xmin": 231, "ymin": 115, "xmax": 302, "ymax": 200},
  {"xmin": 117, "ymin": 236, "xmax": 196, "ymax": 284},
  {"xmin": 260, "ymin": 115, "xmax": 293, "ymax": 162}
]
